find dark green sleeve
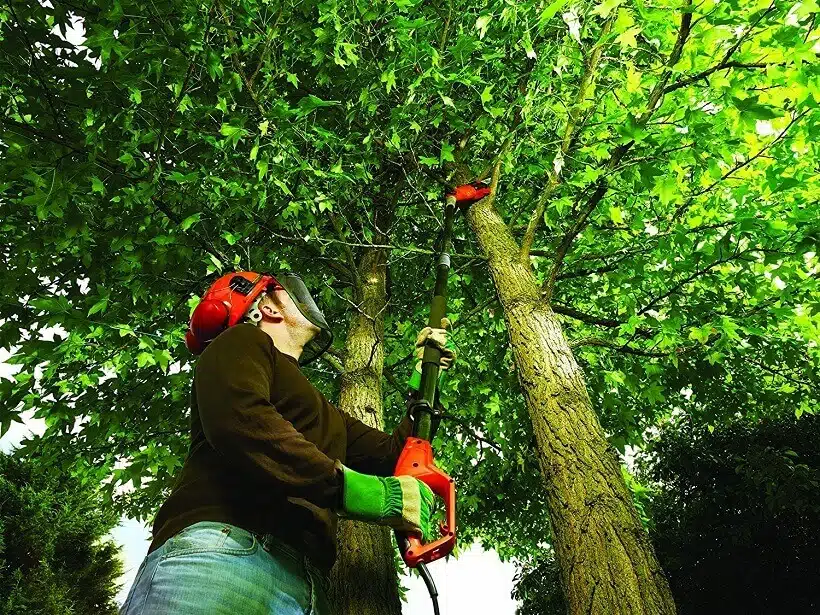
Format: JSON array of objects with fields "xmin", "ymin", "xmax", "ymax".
[
  {"xmin": 195, "ymin": 325, "xmax": 342, "ymax": 508},
  {"xmin": 342, "ymin": 410, "xmax": 413, "ymax": 477}
]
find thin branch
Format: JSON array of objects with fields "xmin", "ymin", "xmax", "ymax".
[
  {"xmin": 8, "ymin": 3, "xmax": 62, "ymax": 127},
  {"xmin": 459, "ymin": 295, "xmax": 498, "ymax": 324},
  {"xmin": 152, "ymin": 198, "xmax": 229, "ymax": 265},
  {"xmin": 215, "ymin": 0, "xmax": 267, "ymax": 118},
  {"xmin": 249, "ymin": 8, "xmax": 284, "ymax": 87},
  {"xmin": 437, "ymin": 413, "xmax": 504, "ymax": 452},
  {"xmin": 664, "ymin": 61, "xmax": 771, "ymax": 94},
  {"xmin": 746, "ymin": 357, "xmax": 818, "ymax": 392},
  {"xmin": 569, "ymin": 337, "xmax": 669, "ymax": 357},
  {"xmin": 637, "ymin": 248, "xmax": 752, "ymax": 316},
  {"xmin": 673, "ymin": 111, "xmax": 808, "ymax": 221},
  {"xmin": 0, "ymin": 118, "xmax": 86, "ymax": 159}
]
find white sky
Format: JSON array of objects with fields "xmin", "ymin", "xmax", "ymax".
[{"xmin": 0, "ymin": 349, "xmax": 519, "ymax": 614}]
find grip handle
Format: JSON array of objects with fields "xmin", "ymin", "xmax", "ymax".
[{"xmin": 394, "ymin": 437, "xmax": 456, "ymax": 567}]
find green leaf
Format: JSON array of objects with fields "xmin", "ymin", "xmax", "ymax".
[
  {"xmin": 257, "ymin": 160, "xmax": 269, "ymax": 181},
  {"xmin": 381, "ymin": 69, "xmax": 396, "ymax": 94},
  {"xmin": 117, "ymin": 152, "xmax": 135, "ymax": 168},
  {"xmin": 180, "ymin": 212, "xmax": 201, "ymax": 230},
  {"xmin": 440, "ymin": 142, "xmax": 455, "ymax": 163},
  {"xmin": 87, "ymin": 295, "xmax": 109, "ymax": 317},
  {"xmin": 732, "ymin": 96, "xmax": 780, "ymax": 120},
  {"xmin": 177, "ymin": 94, "xmax": 192, "ymax": 113},
  {"xmin": 538, "ymin": 0, "xmax": 570, "ymax": 26},
  {"xmin": 220, "ymin": 124, "xmax": 248, "ymax": 148},
  {"xmin": 594, "ymin": 0, "xmax": 623, "ymax": 18},
  {"xmin": 616, "ymin": 26, "xmax": 641, "ymax": 49},
  {"xmin": 654, "ymin": 176, "xmax": 678, "ymax": 206},
  {"xmin": 609, "ymin": 206, "xmax": 624, "ymax": 224},
  {"xmin": 480, "ymin": 85, "xmax": 493, "ymax": 105},
  {"xmin": 206, "ymin": 50, "xmax": 223, "ymax": 80},
  {"xmin": 296, "ymin": 95, "xmax": 340, "ymax": 117},
  {"xmin": 688, "ymin": 324, "xmax": 714, "ymax": 345},
  {"xmin": 167, "ymin": 171, "xmax": 198, "ymax": 183},
  {"xmin": 91, "ymin": 176, "xmax": 105, "ymax": 194},
  {"xmin": 475, "ymin": 14, "xmax": 492, "ymax": 39}
]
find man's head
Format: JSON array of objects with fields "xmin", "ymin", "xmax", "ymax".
[
  {"xmin": 186, "ymin": 271, "xmax": 332, "ymax": 365},
  {"xmin": 252, "ymin": 288, "xmax": 321, "ymax": 362}
]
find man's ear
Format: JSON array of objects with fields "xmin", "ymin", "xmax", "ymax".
[{"xmin": 259, "ymin": 296, "xmax": 284, "ymax": 323}]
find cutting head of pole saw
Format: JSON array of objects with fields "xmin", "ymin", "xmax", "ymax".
[
  {"xmin": 185, "ymin": 271, "xmax": 333, "ymax": 365},
  {"xmin": 448, "ymin": 180, "xmax": 491, "ymax": 208}
]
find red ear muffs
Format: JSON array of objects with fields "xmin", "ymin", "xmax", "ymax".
[
  {"xmin": 186, "ymin": 299, "xmax": 230, "ymax": 353},
  {"xmin": 185, "ymin": 329, "xmax": 205, "ymax": 354}
]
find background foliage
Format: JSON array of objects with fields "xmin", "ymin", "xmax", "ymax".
[
  {"xmin": 514, "ymin": 412, "xmax": 820, "ymax": 614},
  {"xmin": 0, "ymin": 451, "xmax": 123, "ymax": 615}
]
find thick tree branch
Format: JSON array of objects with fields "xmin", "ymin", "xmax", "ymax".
[
  {"xmin": 539, "ymin": 0, "xmax": 695, "ymax": 300},
  {"xmin": 519, "ymin": 16, "xmax": 615, "ymax": 263},
  {"xmin": 551, "ymin": 303, "xmax": 622, "ymax": 328},
  {"xmin": 328, "ymin": 211, "xmax": 363, "ymax": 298},
  {"xmin": 321, "ymin": 346, "xmax": 345, "ymax": 373}
]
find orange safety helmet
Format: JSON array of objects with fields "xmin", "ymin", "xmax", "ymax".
[{"xmin": 185, "ymin": 271, "xmax": 332, "ymax": 366}]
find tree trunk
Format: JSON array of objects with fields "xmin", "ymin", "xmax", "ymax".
[
  {"xmin": 328, "ymin": 245, "xmax": 402, "ymax": 615},
  {"xmin": 465, "ymin": 197, "xmax": 677, "ymax": 615}
]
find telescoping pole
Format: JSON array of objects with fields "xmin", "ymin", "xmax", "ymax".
[{"xmin": 395, "ymin": 193, "xmax": 459, "ymax": 615}]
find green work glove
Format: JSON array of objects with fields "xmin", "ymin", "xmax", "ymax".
[
  {"xmin": 337, "ymin": 463, "xmax": 435, "ymax": 541},
  {"xmin": 408, "ymin": 317, "xmax": 456, "ymax": 392}
]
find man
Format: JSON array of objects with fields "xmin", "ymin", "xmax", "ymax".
[{"xmin": 119, "ymin": 271, "xmax": 455, "ymax": 615}]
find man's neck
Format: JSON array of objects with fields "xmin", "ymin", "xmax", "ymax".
[{"xmin": 258, "ymin": 324, "xmax": 304, "ymax": 363}]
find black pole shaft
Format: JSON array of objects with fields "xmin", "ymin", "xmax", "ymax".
[{"xmin": 412, "ymin": 197, "xmax": 456, "ymax": 441}]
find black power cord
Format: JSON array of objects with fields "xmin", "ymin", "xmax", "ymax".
[{"xmin": 417, "ymin": 562, "xmax": 441, "ymax": 615}]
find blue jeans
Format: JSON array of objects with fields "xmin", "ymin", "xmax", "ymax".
[{"xmin": 119, "ymin": 521, "xmax": 331, "ymax": 615}]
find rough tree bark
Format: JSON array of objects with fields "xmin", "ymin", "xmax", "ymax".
[
  {"xmin": 465, "ymin": 196, "xmax": 677, "ymax": 615},
  {"xmin": 327, "ymin": 230, "xmax": 402, "ymax": 615}
]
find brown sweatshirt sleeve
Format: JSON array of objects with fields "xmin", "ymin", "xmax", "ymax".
[
  {"xmin": 195, "ymin": 325, "xmax": 341, "ymax": 509},
  {"xmin": 342, "ymin": 411, "xmax": 413, "ymax": 477}
]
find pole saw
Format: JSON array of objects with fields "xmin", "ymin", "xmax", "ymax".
[{"xmin": 393, "ymin": 180, "xmax": 491, "ymax": 615}]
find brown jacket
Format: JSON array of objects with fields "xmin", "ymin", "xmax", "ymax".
[{"xmin": 149, "ymin": 323, "xmax": 412, "ymax": 572}]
